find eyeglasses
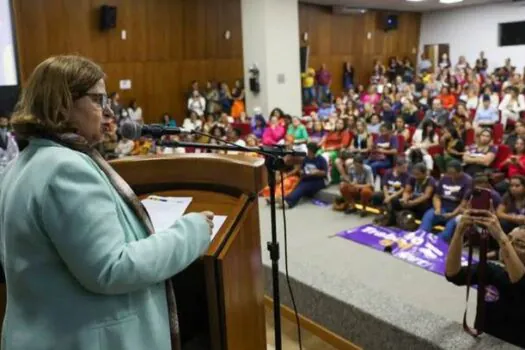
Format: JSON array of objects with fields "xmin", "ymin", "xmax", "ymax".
[
  {"xmin": 77, "ymin": 93, "xmax": 109, "ymax": 109},
  {"xmin": 88, "ymin": 93, "xmax": 109, "ymax": 109}
]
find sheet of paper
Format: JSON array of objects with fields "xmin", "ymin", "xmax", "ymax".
[
  {"xmin": 211, "ymin": 215, "xmax": 227, "ymax": 241},
  {"xmin": 141, "ymin": 196, "xmax": 192, "ymax": 232}
]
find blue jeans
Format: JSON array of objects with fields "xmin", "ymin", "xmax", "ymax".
[
  {"xmin": 364, "ymin": 159, "xmax": 392, "ymax": 177},
  {"xmin": 419, "ymin": 208, "xmax": 458, "ymax": 242},
  {"xmin": 285, "ymin": 179, "xmax": 326, "ymax": 208},
  {"xmin": 316, "ymin": 85, "xmax": 331, "ymax": 103},
  {"xmin": 303, "ymin": 87, "xmax": 315, "ymax": 105}
]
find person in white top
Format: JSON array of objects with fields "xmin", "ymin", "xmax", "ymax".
[
  {"xmin": 114, "ymin": 137, "xmax": 135, "ymax": 158},
  {"xmin": 406, "ymin": 119, "xmax": 439, "ymax": 170},
  {"xmin": 478, "ymin": 85, "xmax": 500, "ymax": 110},
  {"xmin": 127, "ymin": 99, "xmax": 143, "ymax": 124},
  {"xmin": 182, "ymin": 111, "xmax": 203, "ymax": 132},
  {"xmin": 187, "ymin": 90, "xmax": 206, "ymax": 117},
  {"xmin": 227, "ymin": 128, "xmax": 246, "ymax": 155},
  {"xmin": 499, "ymin": 87, "xmax": 525, "ymax": 128}
]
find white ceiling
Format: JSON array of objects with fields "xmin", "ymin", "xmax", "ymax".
[{"xmin": 301, "ymin": 0, "xmax": 509, "ymax": 12}]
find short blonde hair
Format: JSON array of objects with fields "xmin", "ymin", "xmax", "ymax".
[{"xmin": 12, "ymin": 55, "xmax": 104, "ymax": 138}]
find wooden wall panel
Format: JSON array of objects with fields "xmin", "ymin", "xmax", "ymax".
[
  {"xmin": 299, "ymin": 3, "xmax": 421, "ymax": 96},
  {"xmin": 13, "ymin": 0, "xmax": 243, "ymax": 124}
]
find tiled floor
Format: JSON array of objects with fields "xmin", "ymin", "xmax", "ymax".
[{"xmin": 265, "ymin": 308, "xmax": 338, "ymax": 350}]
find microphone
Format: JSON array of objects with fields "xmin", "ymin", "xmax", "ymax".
[{"xmin": 120, "ymin": 121, "xmax": 193, "ymax": 140}]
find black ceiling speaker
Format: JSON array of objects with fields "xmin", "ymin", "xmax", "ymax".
[{"xmin": 100, "ymin": 5, "xmax": 117, "ymax": 31}]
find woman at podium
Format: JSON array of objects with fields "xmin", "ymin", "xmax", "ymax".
[{"xmin": 0, "ymin": 55, "xmax": 213, "ymax": 350}]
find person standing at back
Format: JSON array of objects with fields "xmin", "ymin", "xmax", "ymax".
[{"xmin": 0, "ymin": 55, "xmax": 214, "ymax": 350}]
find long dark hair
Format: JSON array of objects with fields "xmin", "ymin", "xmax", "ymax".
[
  {"xmin": 421, "ymin": 119, "xmax": 435, "ymax": 141},
  {"xmin": 505, "ymin": 175, "xmax": 525, "ymax": 206}
]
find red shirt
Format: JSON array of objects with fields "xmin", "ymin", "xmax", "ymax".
[
  {"xmin": 323, "ymin": 130, "xmax": 351, "ymax": 150},
  {"xmin": 503, "ymin": 154, "xmax": 525, "ymax": 177}
]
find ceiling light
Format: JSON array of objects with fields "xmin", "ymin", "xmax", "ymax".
[
  {"xmin": 439, "ymin": 0, "xmax": 464, "ymax": 4},
  {"xmin": 406, "ymin": 0, "xmax": 426, "ymax": 2}
]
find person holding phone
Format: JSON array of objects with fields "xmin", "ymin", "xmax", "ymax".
[
  {"xmin": 419, "ymin": 160, "xmax": 472, "ymax": 241},
  {"xmin": 445, "ymin": 211, "xmax": 525, "ymax": 348}
]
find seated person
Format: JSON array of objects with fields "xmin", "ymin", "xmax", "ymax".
[
  {"xmin": 438, "ymin": 86, "xmax": 457, "ymax": 110},
  {"xmin": 366, "ymin": 113, "xmax": 382, "ymax": 134},
  {"xmin": 474, "ymin": 94, "xmax": 499, "ymax": 131},
  {"xmin": 318, "ymin": 118, "xmax": 351, "ymax": 183},
  {"xmin": 435, "ymin": 126, "xmax": 465, "ymax": 174},
  {"xmin": 422, "ymin": 98, "xmax": 449, "ymax": 128},
  {"xmin": 393, "ymin": 116, "xmax": 410, "ymax": 144},
  {"xmin": 399, "ymin": 162, "xmax": 437, "ymax": 219},
  {"xmin": 262, "ymin": 116, "xmax": 286, "ymax": 146},
  {"xmin": 372, "ymin": 157, "xmax": 410, "ymax": 225},
  {"xmin": 365, "ymin": 123, "xmax": 398, "ymax": 177},
  {"xmin": 419, "ymin": 160, "xmax": 472, "ymax": 242},
  {"xmin": 287, "ymin": 116, "xmax": 309, "ymax": 153},
  {"xmin": 281, "ymin": 143, "xmax": 328, "ymax": 209},
  {"xmin": 505, "ymin": 120, "xmax": 525, "ymax": 147},
  {"xmin": 463, "ymin": 128, "xmax": 497, "ymax": 176},
  {"xmin": 497, "ymin": 175, "xmax": 525, "ymax": 234},
  {"xmin": 335, "ymin": 155, "xmax": 374, "ymax": 217},
  {"xmin": 495, "ymin": 136, "xmax": 525, "ymax": 194},
  {"xmin": 406, "ymin": 119, "xmax": 439, "ymax": 171},
  {"xmin": 445, "ymin": 212, "xmax": 525, "ymax": 349},
  {"xmin": 334, "ymin": 119, "xmax": 372, "ymax": 177}
]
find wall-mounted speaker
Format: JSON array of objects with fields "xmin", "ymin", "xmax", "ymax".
[
  {"xmin": 100, "ymin": 5, "xmax": 117, "ymax": 31},
  {"xmin": 385, "ymin": 14, "xmax": 398, "ymax": 31}
]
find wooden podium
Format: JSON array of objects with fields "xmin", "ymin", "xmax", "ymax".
[{"xmin": 111, "ymin": 153, "xmax": 268, "ymax": 350}]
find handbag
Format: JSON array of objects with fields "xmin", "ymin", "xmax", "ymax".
[{"xmin": 395, "ymin": 210, "xmax": 419, "ymax": 231}]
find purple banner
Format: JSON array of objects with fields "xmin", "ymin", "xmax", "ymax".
[{"xmin": 337, "ymin": 224, "xmax": 474, "ymax": 276}]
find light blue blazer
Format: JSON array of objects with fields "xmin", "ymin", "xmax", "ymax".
[{"xmin": 0, "ymin": 138, "xmax": 211, "ymax": 350}]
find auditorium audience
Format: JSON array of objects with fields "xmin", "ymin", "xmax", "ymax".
[
  {"xmin": 318, "ymin": 118, "xmax": 351, "ymax": 183},
  {"xmin": 401, "ymin": 162, "xmax": 436, "ymax": 219},
  {"xmin": 462, "ymin": 128, "xmax": 497, "ymax": 176},
  {"xmin": 262, "ymin": 116, "xmax": 285, "ymax": 146},
  {"xmin": 127, "ymin": 99, "xmax": 143, "ymax": 124},
  {"xmin": 497, "ymin": 175, "xmax": 525, "ymax": 233},
  {"xmin": 336, "ymin": 155, "xmax": 374, "ymax": 216},
  {"xmin": 393, "ymin": 116, "xmax": 410, "ymax": 143},
  {"xmin": 366, "ymin": 123, "xmax": 398, "ymax": 176},
  {"xmin": 231, "ymin": 79, "xmax": 245, "ymax": 119},
  {"xmin": 474, "ymin": 94, "xmax": 499, "ymax": 130},
  {"xmin": 499, "ymin": 86, "xmax": 525, "ymax": 128},
  {"xmin": 420, "ymin": 160, "xmax": 472, "ymax": 242},
  {"xmin": 182, "ymin": 111, "xmax": 203, "ymax": 132},
  {"xmin": 435, "ymin": 126, "xmax": 465, "ymax": 173},
  {"xmin": 406, "ymin": 119, "xmax": 438, "ymax": 170},
  {"xmin": 280, "ymin": 142, "xmax": 328, "ymax": 209},
  {"xmin": 423, "ymin": 98, "xmax": 449, "ymax": 127},
  {"xmin": 372, "ymin": 157, "xmax": 410, "ymax": 225}
]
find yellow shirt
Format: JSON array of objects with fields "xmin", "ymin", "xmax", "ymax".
[{"xmin": 301, "ymin": 68, "xmax": 315, "ymax": 88}]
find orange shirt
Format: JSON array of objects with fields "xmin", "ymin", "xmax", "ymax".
[
  {"xmin": 439, "ymin": 94, "xmax": 457, "ymax": 110},
  {"xmin": 324, "ymin": 130, "xmax": 351, "ymax": 150}
]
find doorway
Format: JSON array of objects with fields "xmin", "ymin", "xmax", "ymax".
[{"xmin": 424, "ymin": 44, "xmax": 449, "ymax": 72}]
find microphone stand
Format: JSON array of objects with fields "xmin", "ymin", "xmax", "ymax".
[{"xmin": 159, "ymin": 139, "xmax": 305, "ymax": 350}]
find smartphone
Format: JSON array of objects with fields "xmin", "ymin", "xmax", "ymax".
[{"xmin": 470, "ymin": 188, "xmax": 492, "ymax": 211}]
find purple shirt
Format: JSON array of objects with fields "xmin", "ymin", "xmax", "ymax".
[
  {"xmin": 436, "ymin": 173, "xmax": 473, "ymax": 211},
  {"xmin": 316, "ymin": 69, "xmax": 332, "ymax": 86},
  {"xmin": 382, "ymin": 169, "xmax": 410, "ymax": 194},
  {"xmin": 467, "ymin": 145, "xmax": 498, "ymax": 158},
  {"xmin": 372, "ymin": 134, "xmax": 398, "ymax": 161},
  {"xmin": 408, "ymin": 176, "xmax": 437, "ymax": 199}
]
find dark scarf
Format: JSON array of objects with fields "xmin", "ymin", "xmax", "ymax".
[{"xmin": 52, "ymin": 133, "xmax": 181, "ymax": 350}]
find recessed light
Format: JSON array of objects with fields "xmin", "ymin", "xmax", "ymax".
[
  {"xmin": 439, "ymin": 0, "xmax": 464, "ymax": 4},
  {"xmin": 406, "ymin": 0, "xmax": 426, "ymax": 2}
]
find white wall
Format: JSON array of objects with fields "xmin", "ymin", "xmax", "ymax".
[
  {"xmin": 241, "ymin": 0, "xmax": 302, "ymax": 117},
  {"xmin": 419, "ymin": 2, "xmax": 525, "ymax": 70}
]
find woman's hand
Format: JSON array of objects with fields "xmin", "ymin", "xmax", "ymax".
[
  {"xmin": 468, "ymin": 209, "xmax": 507, "ymax": 243},
  {"xmin": 200, "ymin": 211, "xmax": 215, "ymax": 235}
]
